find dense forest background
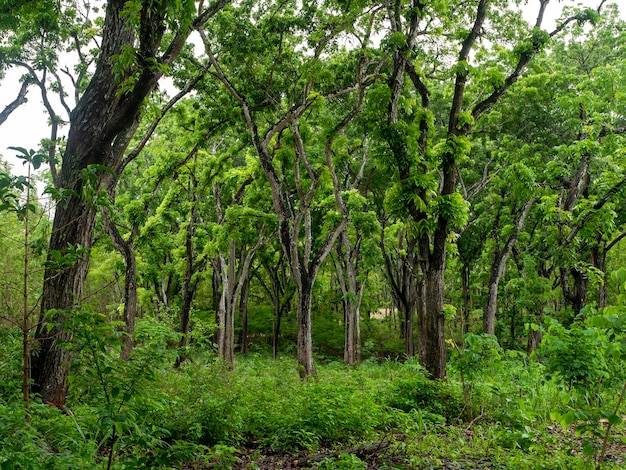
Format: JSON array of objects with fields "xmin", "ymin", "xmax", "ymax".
[{"xmin": 2, "ymin": 0, "xmax": 626, "ymax": 468}]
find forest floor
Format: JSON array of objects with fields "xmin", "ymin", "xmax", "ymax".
[{"xmin": 195, "ymin": 425, "xmax": 626, "ymax": 469}]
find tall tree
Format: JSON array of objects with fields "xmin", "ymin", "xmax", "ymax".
[
  {"xmin": 379, "ymin": 0, "xmax": 594, "ymax": 378},
  {"xmin": 200, "ymin": 0, "xmax": 381, "ymax": 376},
  {"xmin": 30, "ymin": 0, "xmax": 229, "ymax": 407}
]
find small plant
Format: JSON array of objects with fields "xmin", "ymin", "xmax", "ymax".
[
  {"xmin": 539, "ymin": 317, "xmax": 610, "ymax": 394},
  {"xmin": 448, "ymin": 333, "xmax": 503, "ymax": 419},
  {"xmin": 385, "ymin": 361, "xmax": 463, "ymax": 423},
  {"xmin": 57, "ymin": 309, "xmax": 176, "ymax": 468},
  {"xmin": 314, "ymin": 453, "xmax": 367, "ymax": 469}
]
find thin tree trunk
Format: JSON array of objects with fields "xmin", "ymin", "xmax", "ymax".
[
  {"xmin": 527, "ymin": 310, "xmax": 543, "ymax": 354},
  {"xmin": 101, "ymin": 205, "xmax": 138, "ymax": 360},
  {"xmin": 215, "ymin": 256, "xmax": 228, "ymax": 359},
  {"xmin": 238, "ymin": 277, "xmax": 250, "ymax": 355},
  {"xmin": 461, "ymin": 262, "xmax": 471, "ymax": 335},
  {"xmin": 484, "ymin": 198, "xmax": 534, "ymax": 334}
]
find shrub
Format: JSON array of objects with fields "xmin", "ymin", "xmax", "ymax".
[{"xmin": 384, "ymin": 363, "xmax": 463, "ymax": 422}]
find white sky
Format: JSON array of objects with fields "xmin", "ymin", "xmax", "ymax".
[{"xmin": 0, "ymin": 0, "xmax": 621, "ymax": 176}]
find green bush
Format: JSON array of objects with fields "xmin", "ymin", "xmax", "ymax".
[
  {"xmin": 384, "ymin": 363, "xmax": 463, "ymax": 422},
  {"xmin": 538, "ymin": 317, "xmax": 611, "ymax": 391}
]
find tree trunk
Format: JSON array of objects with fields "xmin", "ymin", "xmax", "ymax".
[
  {"xmin": 421, "ymin": 260, "xmax": 446, "ymax": 379},
  {"xmin": 223, "ymin": 242, "xmax": 237, "ymax": 366},
  {"xmin": 527, "ymin": 310, "xmax": 543, "ymax": 355},
  {"xmin": 239, "ymin": 276, "xmax": 250, "ymax": 355},
  {"xmin": 31, "ymin": 195, "xmax": 97, "ymax": 406},
  {"xmin": 416, "ymin": 272, "xmax": 427, "ymax": 361},
  {"xmin": 483, "ymin": 198, "xmax": 534, "ymax": 334},
  {"xmin": 335, "ymin": 232, "xmax": 364, "ymax": 366},
  {"xmin": 561, "ymin": 267, "xmax": 588, "ymax": 319},
  {"xmin": 381, "ymin": 229, "xmax": 418, "ymax": 356},
  {"xmin": 175, "ymin": 181, "xmax": 205, "ymax": 368},
  {"xmin": 296, "ymin": 278, "xmax": 316, "ymax": 378},
  {"xmin": 102, "ymin": 208, "xmax": 138, "ymax": 361},
  {"xmin": 461, "ymin": 262, "xmax": 471, "ymax": 335},
  {"xmin": 215, "ymin": 256, "xmax": 228, "ymax": 359}
]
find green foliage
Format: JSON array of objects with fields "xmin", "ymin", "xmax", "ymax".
[
  {"xmin": 545, "ymin": 269, "xmax": 626, "ymax": 467},
  {"xmin": 385, "ymin": 362, "xmax": 463, "ymax": 423},
  {"xmin": 449, "ymin": 333, "xmax": 504, "ymax": 419},
  {"xmin": 314, "ymin": 453, "xmax": 367, "ymax": 469},
  {"xmin": 57, "ymin": 310, "xmax": 187, "ymax": 467},
  {"xmin": 538, "ymin": 317, "xmax": 611, "ymax": 391}
]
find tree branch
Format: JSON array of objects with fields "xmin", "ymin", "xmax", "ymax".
[{"xmin": 0, "ymin": 77, "xmax": 32, "ymax": 127}]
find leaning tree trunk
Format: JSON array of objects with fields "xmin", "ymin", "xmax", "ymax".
[
  {"xmin": 31, "ymin": 199, "xmax": 97, "ymax": 406},
  {"xmin": 30, "ymin": 0, "xmax": 140, "ymax": 407},
  {"xmin": 29, "ymin": 0, "xmax": 228, "ymax": 407}
]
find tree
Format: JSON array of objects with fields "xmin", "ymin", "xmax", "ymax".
[
  {"xmin": 30, "ymin": 0, "xmax": 229, "ymax": 407},
  {"xmin": 200, "ymin": 0, "xmax": 382, "ymax": 376},
  {"xmin": 378, "ymin": 0, "xmax": 593, "ymax": 378}
]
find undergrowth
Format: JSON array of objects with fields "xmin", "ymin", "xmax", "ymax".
[{"xmin": 1, "ymin": 318, "xmax": 625, "ymax": 469}]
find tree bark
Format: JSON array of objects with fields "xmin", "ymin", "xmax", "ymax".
[
  {"xmin": 420, "ymin": 256, "xmax": 446, "ymax": 379},
  {"xmin": 256, "ymin": 252, "xmax": 293, "ymax": 360},
  {"xmin": 296, "ymin": 277, "xmax": 316, "ymax": 377}
]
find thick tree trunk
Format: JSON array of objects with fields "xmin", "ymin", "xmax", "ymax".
[
  {"xmin": 30, "ymin": 0, "xmax": 139, "ymax": 406},
  {"xmin": 421, "ymin": 261, "xmax": 446, "ymax": 379},
  {"xmin": 296, "ymin": 278, "xmax": 316, "ymax": 378},
  {"xmin": 29, "ymin": 1, "xmax": 150, "ymax": 407},
  {"xmin": 31, "ymin": 193, "xmax": 97, "ymax": 406},
  {"xmin": 29, "ymin": 0, "xmax": 228, "ymax": 406}
]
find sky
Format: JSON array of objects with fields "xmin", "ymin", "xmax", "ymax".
[{"xmin": 0, "ymin": 0, "xmax": 622, "ymax": 177}]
